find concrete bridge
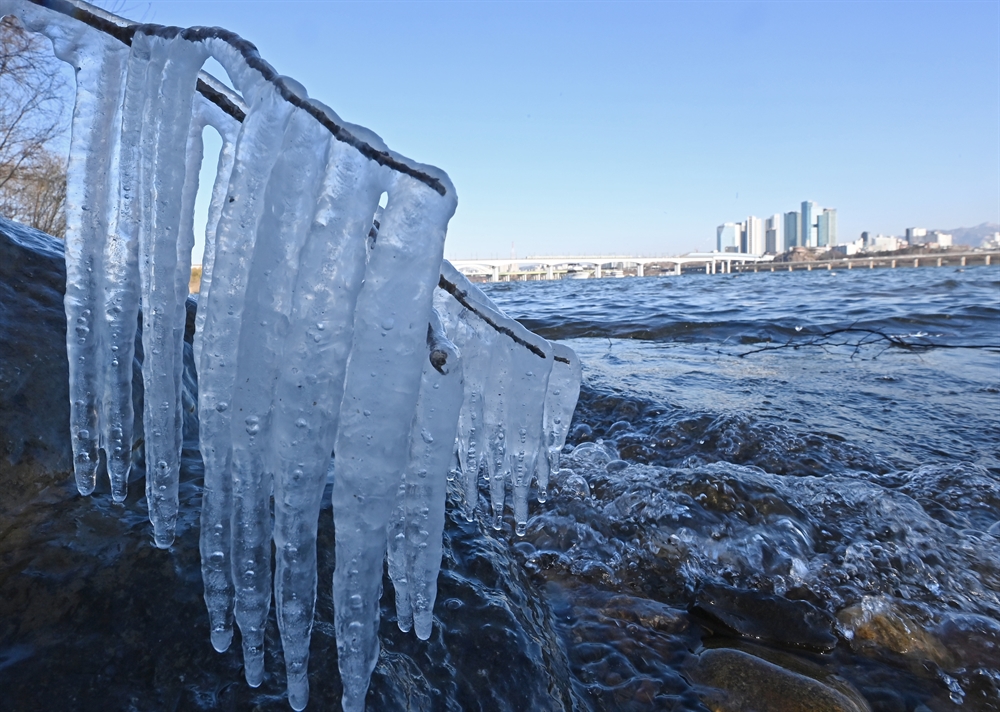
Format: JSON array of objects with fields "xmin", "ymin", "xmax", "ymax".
[{"xmin": 449, "ymin": 253, "xmax": 770, "ymax": 282}]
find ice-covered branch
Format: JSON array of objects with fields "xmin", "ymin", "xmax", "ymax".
[{"xmin": 0, "ymin": 1, "xmax": 581, "ymax": 710}]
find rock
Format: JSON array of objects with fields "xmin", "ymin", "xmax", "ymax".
[
  {"xmin": 693, "ymin": 582, "xmax": 838, "ymax": 652},
  {"xmin": 836, "ymin": 595, "xmax": 955, "ymax": 668},
  {"xmin": 686, "ymin": 648, "xmax": 871, "ymax": 712}
]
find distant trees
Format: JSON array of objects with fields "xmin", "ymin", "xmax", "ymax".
[{"xmin": 0, "ymin": 15, "xmax": 69, "ymax": 237}]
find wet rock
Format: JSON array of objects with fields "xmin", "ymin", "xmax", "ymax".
[
  {"xmin": 686, "ymin": 648, "xmax": 871, "ymax": 712},
  {"xmin": 836, "ymin": 596, "xmax": 955, "ymax": 668},
  {"xmin": 693, "ymin": 582, "xmax": 837, "ymax": 652}
]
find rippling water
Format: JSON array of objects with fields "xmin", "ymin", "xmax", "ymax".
[{"xmin": 481, "ymin": 265, "xmax": 1000, "ymax": 711}]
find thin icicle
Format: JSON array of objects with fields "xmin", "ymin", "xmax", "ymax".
[
  {"xmin": 433, "ymin": 289, "xmax": 495, "ymax": 522},
  {"xmin": 191, "ymin": 89, "xmax": 239, "ymax": 369},
  {"xmin": 538, "ymin": 343, "xmax": 582, "ymax": 501},
  {"xmin": 505, "ymin": 343, "xmax": 552, "ymax": 536},
  {"xmin": 332, "ymin": 171, "xmax": 457, "ymax": 712}
]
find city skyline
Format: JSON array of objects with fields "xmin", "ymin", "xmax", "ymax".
[
  {"xmin": 717, "ymin": 201, "xmax": 838, "ymax": 256},
  {"xmin": 115, "ymin": 1, "xmax": 999, "ymax": 261}
]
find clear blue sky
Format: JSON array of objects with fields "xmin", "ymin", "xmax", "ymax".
[{"xmin": 123, "ymin": 1, "xmax": 998, "ymax": 258}]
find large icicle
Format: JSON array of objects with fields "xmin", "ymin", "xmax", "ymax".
[
  {"xmin": 387, "ymin": 308, "xmax": 464, "ymax": 639},
  {"xmin": 228, "ymin": 100, "xmax": 330, "ymax": 688},
  {"xmin": 136, "ymin": 33, "xmax": 208, "ymax": 548},
  {"xmin": 332, "ymin": 172, "xmax": 456, "ymax": 712},
  {"xmin": 195, "ymin": 72, "xmax": 296, "ymax": 654},
  {"xmin": 271, "ymin": 135, "xmax": 385, "ymax": 711},
  {"xmin": 6, "ymin": 4, "xmax": 131, "ymax": 497}
]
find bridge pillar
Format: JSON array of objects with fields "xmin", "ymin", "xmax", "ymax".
[
  {"xmin": 491, "ymin": 265, "xmax": 500, "ymax": 282},
  {"xmin": 961, "ymin": 256, "xmax": 967, "ymax": 266},
  {"xmin": 636, "ymin": 263, "xmax": 644, "ymax": 277},
  {"xmin": 547, "ymin": 264, "xmax": 554, "ymax": 280},
  {"xmin": 987, "ymin": 255, "xmax": 991, "ymax": 266},
  {"xmin": 675, "ymin": 263, "xmax": 681, "ymax": 275},
  {"xmin": 705, "ymin": 262, "xmax": 710, "ymax": 274},
  {"xmin": 595, "ymin": 264, "xmax": 602, "ymax": 278}
]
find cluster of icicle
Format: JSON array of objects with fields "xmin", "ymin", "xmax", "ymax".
[{"xmin": 1, "ymin": 1, "xmax": 582, "ymax": 710}]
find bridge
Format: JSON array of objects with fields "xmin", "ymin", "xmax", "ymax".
[{"xmin": 449, "ymin": 253, "xmax": 770, "ymax": 281}]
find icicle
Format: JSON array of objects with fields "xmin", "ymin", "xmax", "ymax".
[
  {"xmin": 537, "ymin": 343, "xmax": 582, "ymax": 502},
  {"xmin": 8, "ymin": 4, "xmax": 132, "ymax": 497},
  {"xmin": 332, "ymin": 172, "xmax": 457, "ymax": 712},
  {"xmin": 137, "ymin": 34, "xmax": 209, "ymax": 548},
  {"xmin": 191, "ymin": 81, "xmax": 240, "ymax": 369},
  {"xmin": 228, "ymin": 101, "xmax": 330, "ymax": 688},
  {"xmin": 432, "ymin": 289, "xmax": 495, "ymax": 521},
  {"xmin": 196, "ymin": 74, "xmax": 296, "ymax": 655},
  {"xmin": 271, "ymin": 133, "xmax": 385, "ymax": 712},
  {"xmin": 505, "ymin": 342, "xmax": 552, "ymax": 535},
  {"xmin": 437, "ymin": 262, "xmax": 556, "ymax": 533},
  {"xmin": 388, "ymin": 308, "xmax": 464, "ymax": 639}
]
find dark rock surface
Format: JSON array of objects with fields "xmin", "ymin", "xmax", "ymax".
[
  {"xmin": 692, "ymin": 582, "xmax": 837, "ymax": 653},
  {"xmin": 0, "ymin": 216, "xmax": 577, "ymax": 711}
]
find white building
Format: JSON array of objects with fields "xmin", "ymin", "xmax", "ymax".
[
  {"xmin": 742, "ymin": 215, "xmax": 765, "ymax": 255},
  {"xmin": 905, "ymin": 227, "xmax": 927, "ymax": 244},
  {"xmin": 926, "ymin": 231, "xmax": 952, "ymax": 248},
  {"xmin": 870, "ymin": 234, "xmax": 904, "ymax": 252}
]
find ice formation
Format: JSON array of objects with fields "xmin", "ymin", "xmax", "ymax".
[{"xmin": 0, "ymin": 1, "xmax": 581, "ymax": 709}]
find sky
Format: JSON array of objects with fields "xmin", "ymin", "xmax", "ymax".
[{"xmin": 109, "ymin": 0, "xmax": 998, "ymax": 259}]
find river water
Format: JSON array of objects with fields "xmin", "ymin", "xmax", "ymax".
[{"xmin": 479, "ymin": 265, "xmax": 1000, "ymax": 711}]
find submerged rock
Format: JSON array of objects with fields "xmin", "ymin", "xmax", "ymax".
[
  {"xmin": 836, "ymin": 595, "xmax": 954, "ymax": 668},
  {"xmin": 693, "ymin": 582, "xmax": 837, "ymax": 653},
  {"xmin": 686, "ymin": 648, "xmax": 871, "ymax": 712}
]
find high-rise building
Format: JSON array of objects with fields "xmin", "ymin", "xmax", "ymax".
[
  {"xmin": 742, "ymin": 216, "xmax": 764, "ymax": 255},
  {"xmin": 717, "ymin": 222, "xmax": 742, "ymax": 253},
  {"xmin": 817, "ymin": 208, "xmax": 837, "ymax": 248},
  {"xmin": 905, "ymin": 227, "xmax": 927, "ymax": 244},
  {"xmin": 801, "ymin": 201, "xmax": 821, "ymax": 248},
  {"xmin": 765, "ymin": 213, "xmax": 783, "ymax": 254},
  {"xmin": 784, "ymin": 211, "xmax": 800, "ymax": 248}
]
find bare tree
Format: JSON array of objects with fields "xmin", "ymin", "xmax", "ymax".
[{"xmin": 0, "ymin": 15, "xmax": 69, "ymax": 237}]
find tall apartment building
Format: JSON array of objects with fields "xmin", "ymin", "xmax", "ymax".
[
  {"xmin": 801, "ymin": 201, "xmax": 821, "ymax": 248},
  {"xmin": 784, "ymin": 211, "xmax": 800, "ymax": 248},
  {"xmin": 742, "ymin": 216, "xmax": 765, "ymax": 255},
  {"xmin": 717, "ymin": 222, "xmax": 742, "ymax": 253},
  {"xmin": 765, "ymin": 213, "xmax": 783, "ymax": 254},
  {"xmin": 817, "ymin": 208, "xmax": 837, "ymax": 248}
]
